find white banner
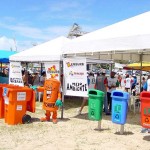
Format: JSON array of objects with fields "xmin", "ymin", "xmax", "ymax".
[
  {"xmin": 44, "ymin": 62, "xmax": 60, "ymax": 80},
  {"xmin": 9, "ymin": 62, "xmax": 24, "ymax": 86},
  {"xmin": 63, "ymin": 58, "xmax": 88, "ymax": 97}
]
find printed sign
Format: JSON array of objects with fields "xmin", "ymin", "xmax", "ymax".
[
  {"xmin": 144, "ymin": 108, "xmax": 150, "ymax": 116},
  {"xmin": 17, "ymin": 105, "xmax": 22, "ymax": 111},
  {"xmin": 17, "ymin": 92, "xmax": 26, "ymax": 101},
  {"xmin": 44, "ymin": 62, "xmax": 60, "ymax": 80},
  {"xmin": 9, "ymin": 62, "xmax": 24, "ymax": 86},
  {"xmin": 63, "ymin": 58, "xmax": 88, "ymax": 97},
  {"xmin": 114, "ymin": 104, "xmax": 121, "ymax": 122}
]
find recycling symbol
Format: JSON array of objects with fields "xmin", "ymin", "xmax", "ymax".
[
  {"xmin": 115, "ymin": 114, "xmax": 119, "ymax": 119},
  {"xmin": 145, "ymin": 117, "xmax": 149, "ymax": 123},
  {"xmin": 91, "ymin": 111, "xmax": 94, "ymax": 116}
]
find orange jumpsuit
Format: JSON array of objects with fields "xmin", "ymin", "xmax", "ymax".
[{"xmin": 38, "ymin": 78, "xmax": 61, "ymax": 123}]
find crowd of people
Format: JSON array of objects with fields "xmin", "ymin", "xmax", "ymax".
[
  {"xmin": 78, "ymin": 69, "xmax": 150, "ymax": 118},
  {"xmin": 22, "ymin": 70, "xmax": 46, "ymax": 87}
]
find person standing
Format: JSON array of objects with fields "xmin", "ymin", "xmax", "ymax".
[
  {"xmin": 78, "ymin": 72, "xmax": 96, "ymax": 115},
  {"xmin": 95, "ymin": 70, "xmax": 110, "ymax": 115},
  {"xmin": 107, "ymin": 71, "xmax": 119, "ymax": 113},
  {"xmin": 124, "ymin": 74, "xmax": 133, "ymax": 92}
]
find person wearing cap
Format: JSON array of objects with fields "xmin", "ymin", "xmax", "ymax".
[
  {"xmin": 95, "ymin": 69, "xmax": 110, "ymax": 115},
  {"xmin": 107, "ymin": 71, "xmax": 119, "ymax": 113}
]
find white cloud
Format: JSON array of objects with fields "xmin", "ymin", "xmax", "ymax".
[{"xmin": 0, "ymin": 36, "xmax": 16, "ymax": 51}]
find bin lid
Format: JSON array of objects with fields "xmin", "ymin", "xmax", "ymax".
[
  {"xmin": 88, "ymin": 89, "xmax": 104, "ymax": 97},
  {"xmin": 140, "ymin": 91, "xmax": 150, "ymax": 100},
  {"xmin": 111, "ymin": 90, "xmax": 129, "ymax": 99}
]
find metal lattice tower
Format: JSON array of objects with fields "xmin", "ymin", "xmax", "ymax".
[{"xmin": 67, "ymin": 23, "xmax": 88, "ymax": 39}]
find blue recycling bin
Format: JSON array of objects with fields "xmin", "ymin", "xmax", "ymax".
[{"xmin": 111, "ymin": 90, "xmax": 129, "ymax": 125}]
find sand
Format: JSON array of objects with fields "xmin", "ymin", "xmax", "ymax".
[{"xmin": 0, "ymin": 99, "xmax": 150, "ymax": 150}]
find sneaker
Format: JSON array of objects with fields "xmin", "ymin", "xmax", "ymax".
[
  {"xmin": 77, "ymin": 109, "xmax": 81, "ymax": 115},
  {"xmin": 40, "ymin": 117, "xmax": 50, "ymax": 122},
  {"xmin": 52, "ymin": 119, "xmax": 57, "ymax": 124},
  {"xmin": 105, "ymin": 112, "xmax": 111, "ymax": 116},
  {"xmin": 141, "ymin": 128, "xmax": 148, "ymax": 133}
]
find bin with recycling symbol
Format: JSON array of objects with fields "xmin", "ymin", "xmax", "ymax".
[
  {"xmin": 111, "ymin": 90, "xmax": 129, "ymax": 125},
  {"xmin": 140, "ymin": 91, "xmax": 150, "ymax": 129},
  {"xmin": 88, "ymin": 89, "xmax": 105, "ymax": 121}
]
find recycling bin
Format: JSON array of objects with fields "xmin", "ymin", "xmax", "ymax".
[
  {"xmin": 111, "ymin": 90, "xmax": 129, "ymax": 125},
  {"xmin": 3, "ymin": 86, "xmax": 35, "ymax": 125},
  {"xmin": 140, "ymin": 91, "xmax": 150, "ymax": 129},
  {"xmin": 0, "ymin": 85, "xmax": 5, "ymax": 118},
  {"xmin": 88, "ymin": 89, "xmax": 105, "ymax": 121},
  {"xmin": 0, "ymin": 84, "xmax": 19, "ymax": 119}
]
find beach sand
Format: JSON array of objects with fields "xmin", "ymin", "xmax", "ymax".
[{"xmin": 0, "ymin": 98, "xmax": 150, "ymax": 150}]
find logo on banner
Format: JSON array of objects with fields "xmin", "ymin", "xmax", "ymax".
[
  {"xmin": 69, "ymin": 71, "xmax": 84, "ymax": 76},
  {"xmin": 66, "ymin": 62, "xmax": 84, "ymax": 67},
  {"xmin": 11, "ymin": 64, "xmax": 20, "ymax": 68},
  {"xmin": 67, "ymin": 82, "xmax": 87, "ymax": 92},
  {"xmin": 47, "ymin": 65, "xmax": 59, "ymax": 78}
]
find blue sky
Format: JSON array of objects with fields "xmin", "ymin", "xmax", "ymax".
[{"xmin": 0, "ymin": 0, "xmax": 150, "ymax": 51}]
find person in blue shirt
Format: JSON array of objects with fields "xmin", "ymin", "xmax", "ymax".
[{"xmin": 131, "ymin": 74, "xmax": 137, "ymax": 94}]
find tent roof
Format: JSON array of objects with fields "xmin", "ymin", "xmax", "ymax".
[
  {"xmin": 67, "ymin": 11, "xmax": 150, "ymax": 42},
  {"xmin": 123, "ymin": 62, "xmax": 150, "ymax": 71},
  {"xmin": 62, "ymin": 11, "xmax": 150, "ymax": 61},
  {"xmin": 0, "ymin": 50, "xmax": 17, "ymax": 63},
  {"xmin": 10, "ymin": 36, "xmax": 70, "ymax": 62}
]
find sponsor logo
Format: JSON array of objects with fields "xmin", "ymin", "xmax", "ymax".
[
  {"xmin": 47, "ymin": 65, "xmax": 59, "ymax": 78},
  {"xmin": 66, "ymin": 62, "xmax": 84, "ymax": 67},
  {"xmin": 69, "ymin": 71, "xmax": 84, "ymax": 76},
  {"xmin": 11, "ymin": 64, "xmax": 20, "ymax": 68}
]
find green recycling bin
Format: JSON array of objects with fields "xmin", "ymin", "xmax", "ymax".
[{"xmin": 88, "ymin": 89, "xmax": 105, "ymax": 121}]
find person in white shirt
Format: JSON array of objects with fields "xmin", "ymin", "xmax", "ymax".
[
  {"xmin": 124, "ymin": 74, "xmax": 133, "ymax": 92},
  {"xmin": 107, "ymin": 71, "xmax": 118, "ymax": 112}
]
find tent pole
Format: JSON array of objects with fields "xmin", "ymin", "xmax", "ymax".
[
  {"xmin": 140, "ymin": 54, "xmax": 143, "ymax": 91},
  {"xmin": 60, "ymin": 60, "xmax": 64, "ymax": 119},
  {"xmin": 40, "ymin": 63, "xmax": 43, "ymax": 75}
]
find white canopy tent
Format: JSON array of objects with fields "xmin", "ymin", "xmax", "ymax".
[
  {"xmin": 62, "ymin": 11, "xmax": 150, "ymax": 62},
  {"xmin": 10, "ymin": 36, "xmax": 70, "ymax": 62}
]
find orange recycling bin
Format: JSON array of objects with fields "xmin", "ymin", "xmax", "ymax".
[
  {"xmin": 3, "ymin": 86, "xmax": 35, "ymax": 125},
  {"xmin": 140, "ymin": 91, "xmax": 150, "ymax": 129},
  {"xmin": 0, "ymin": 84, "xmax": 19, "ymax": 119}
]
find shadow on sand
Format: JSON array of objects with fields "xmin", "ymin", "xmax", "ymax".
[
  {"xmin": 114, "ymin": 131, "xmax": 134, "ymax": 135},
  {"xmin": 143, "ymin": 135, "xmax": 150, "ymax": 141}
]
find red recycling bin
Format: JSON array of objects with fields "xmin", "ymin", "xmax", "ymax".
[{"xmin": 140, "ymin": 91, "xmax": 150, "ymax": 129}]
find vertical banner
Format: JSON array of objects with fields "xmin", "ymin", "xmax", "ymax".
[
  {"xmin": 9, "ymin": 62, "xmax": 24, "ymax": 86},
  {"xmin": 63, "ymin": 58, "xmax": 88, "ymax": 97},
  {"xmin": 44, "ymin": 62, "xmax": 60, "ymax": 80}
]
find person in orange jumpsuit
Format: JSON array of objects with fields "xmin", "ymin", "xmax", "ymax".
[{"xmin": 39, "ymin": 78, "xmax": 62, "ymax": 124}]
